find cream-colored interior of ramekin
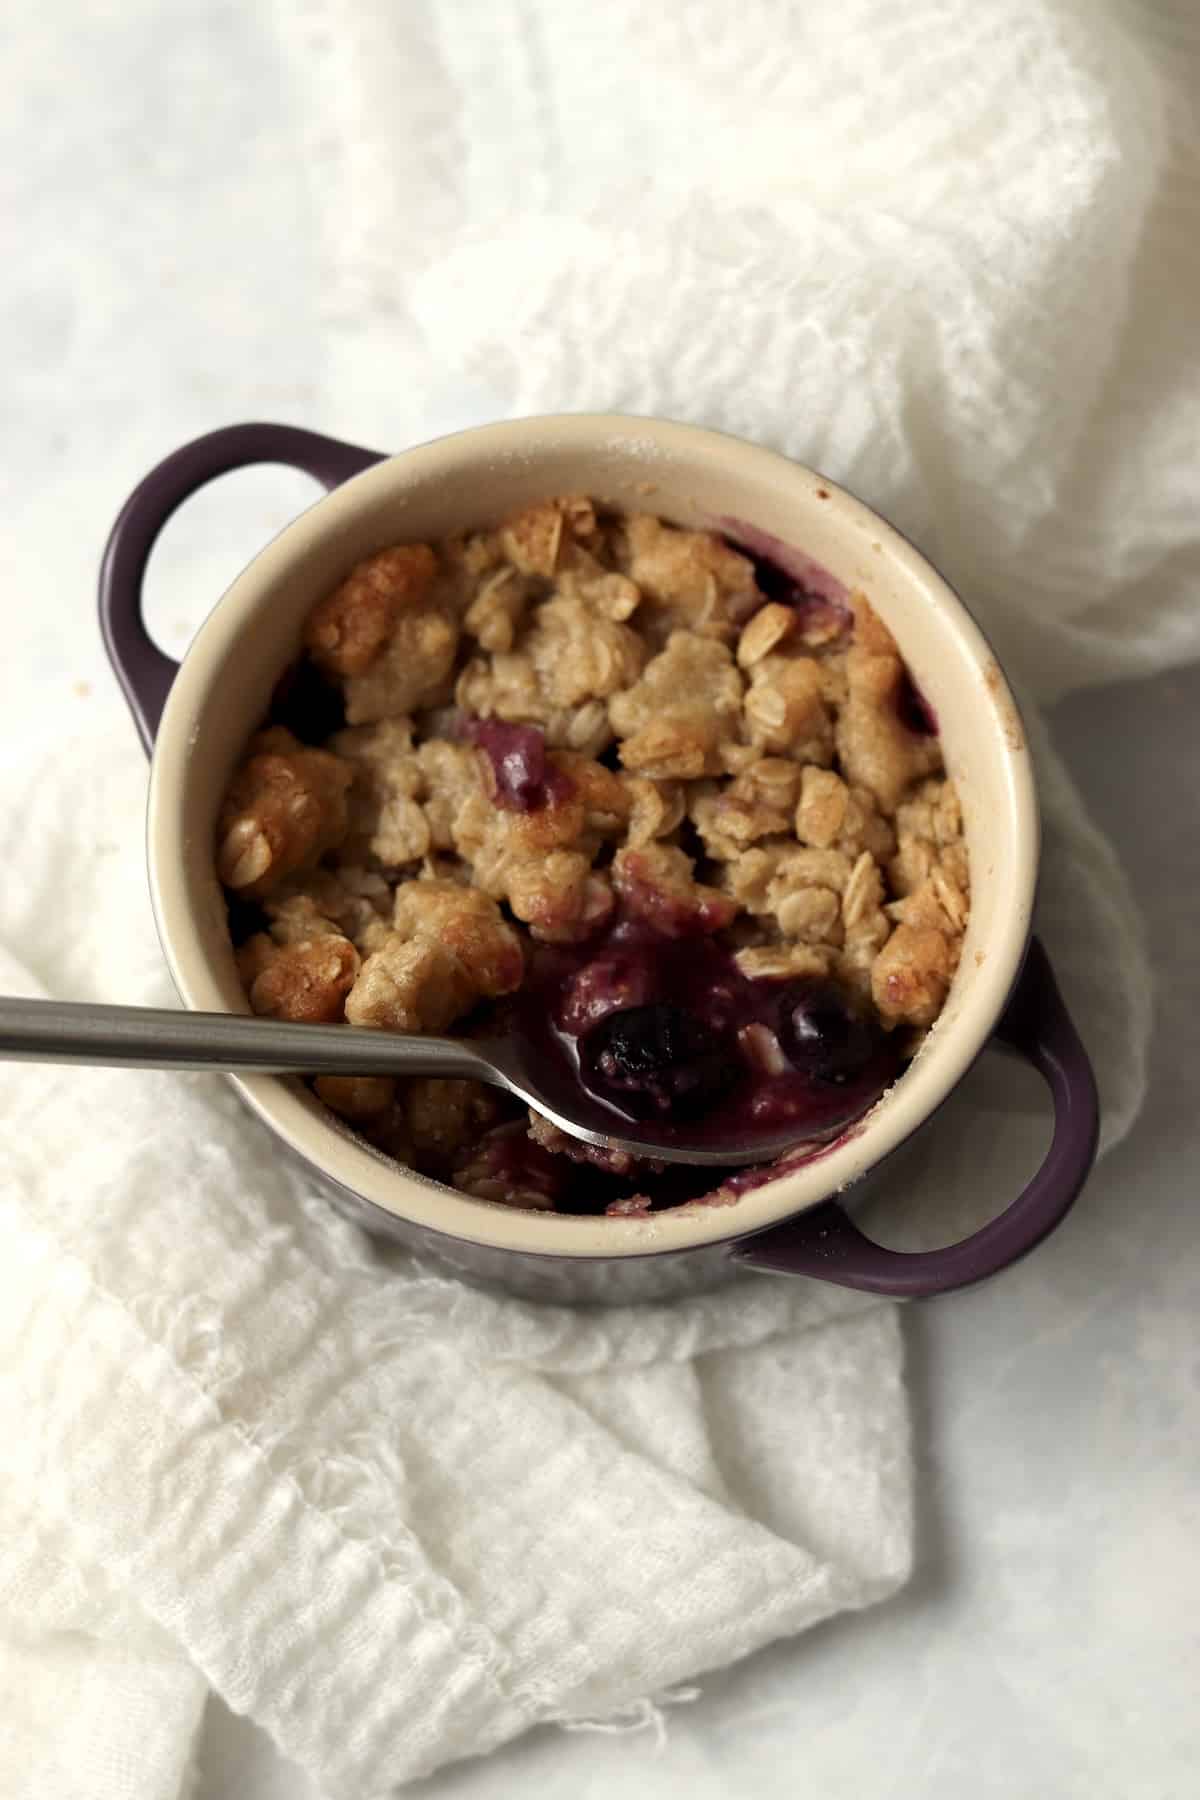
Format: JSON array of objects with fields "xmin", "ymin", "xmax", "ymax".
[{"xmin": 147, "ymin": 415, "xmax": 1038, "ymax": 1259}]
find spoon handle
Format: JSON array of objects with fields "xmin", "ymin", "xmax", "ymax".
[{"xmin": 0, "ymin": 997, "xmax": 499, "ymax": 1084}]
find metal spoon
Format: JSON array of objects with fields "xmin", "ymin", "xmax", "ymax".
[{"xmin": 0, "ymin": 996, "xmax": 807, "ymax": 1168}]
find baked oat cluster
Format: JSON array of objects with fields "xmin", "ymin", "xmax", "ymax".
[{"xmin": 216, "ymin": 496, "xmax": 970, "ymax": 1212}]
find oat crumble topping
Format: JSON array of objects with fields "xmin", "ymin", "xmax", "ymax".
[{"xmin": 217, "ymin": 496, "xmax": 969, "ymax": 1214}]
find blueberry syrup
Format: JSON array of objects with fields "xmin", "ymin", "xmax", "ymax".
[
  {"xmin": 503, "ymin": 918, "xmax": 900, "ymax": 1176},
  {"xmin": 717, "ymin": 1120, "xmax": 864, "ymax": 1200},
  {"xmin": 721, "ymin": 517, "xmax": 852, "ymax": 628},
  {"xmin": 464, "ymin": 718, "xmax": 576, "ymax": 811},
  {"xmin": 741, "ymin": 547, "xmax": 853, "ymax": 644}
]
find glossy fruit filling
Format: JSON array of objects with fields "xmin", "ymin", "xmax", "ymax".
[{"xmin": 507, "ymin": 916, "xmax": 901, "ymax": 1159}]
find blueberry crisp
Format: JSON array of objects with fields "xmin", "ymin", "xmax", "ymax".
[{"xmin": 216, "ymin": 497, "xmax": 970, "ymax": 1213}]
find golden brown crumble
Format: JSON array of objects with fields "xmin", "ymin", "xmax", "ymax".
[
  {"xmin": 402, "ymin": 1077, "xmax": 501, "ymax": 1165},
  {"xmin": 608, "ymin": 632, "xmax": 744, "ymax": 778},
  {"xmin": 343, "ymin": 881, "xmax": 524, "ymax": 1035},
  {"xmin": 304, "ymin": 544, "xmax": 440, "ymax": 678},
  {"xmin": 305, "ymin": 543, "xmax": 459, "ymax": 726},
  {"xmin": 616, "ymin": 514, "xmax": 760, "ymax": 643},
  {"xmin": 237, "ymin": 932, "xmax": 360, "ymax": 1024},
  {"xmin": 314, "ymin": 1073, "xmax": 395, "ymax": 1121},
  {"xmin": 216, "ymin": 726, "xmax": 352, "ymax": 901},
  {"xmin": 836, "ymin": 597, "xmax": 942, "ymax": 810},
  {"xmin": 216, "ymin": 496, "xmax": 970, "ymax": 1206}
]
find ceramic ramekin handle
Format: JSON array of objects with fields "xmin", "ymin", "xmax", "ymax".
[
  {"xmin": 98, "ymin": 423, "xmax": 385, "ymax": 754},
  {"xmin": 732, "ymin": 938, "xmax": 1100, "ymax": 1298}
]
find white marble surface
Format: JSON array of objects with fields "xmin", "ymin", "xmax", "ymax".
[{"xmin": 4, "ymin": 3, "xmax": 1197, "ymax": 1796}]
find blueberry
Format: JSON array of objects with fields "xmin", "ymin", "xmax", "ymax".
[
  {"xmin": 464, "ymin": 718, "xmax": 575, "ymax": 812},
  {"xmin": 777, "ymin": 982, "xmax": 882, "ymax": 1084},
  {"xmin": 579, "ymin": 1004, "xmax": 736, "ymax": 1119}
]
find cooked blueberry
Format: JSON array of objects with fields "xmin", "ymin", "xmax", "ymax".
[
  {"xmin": 464, "ymin": 718, "xmax": 575, "ymax": 812},
  {"xmin": 579, "ymin": 1003, "xmax": 737, "ymax": 1119},
  {"xmin": 777, "ymin": 982, "xmax": 882, "ymax": 1084}
]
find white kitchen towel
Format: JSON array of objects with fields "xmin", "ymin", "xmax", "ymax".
[
  {"xmin": 4, "ymin": 0, "xmax": 1193, "ymax": 1789},
  {"xmin": 0, "ymin": 699, "xmax": 1146, "ymax": 1800}
]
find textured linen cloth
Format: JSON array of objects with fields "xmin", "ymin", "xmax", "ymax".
[{"xmin": 5, "ymin": 0, "xmax": 1197, "ymax": 1791}]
